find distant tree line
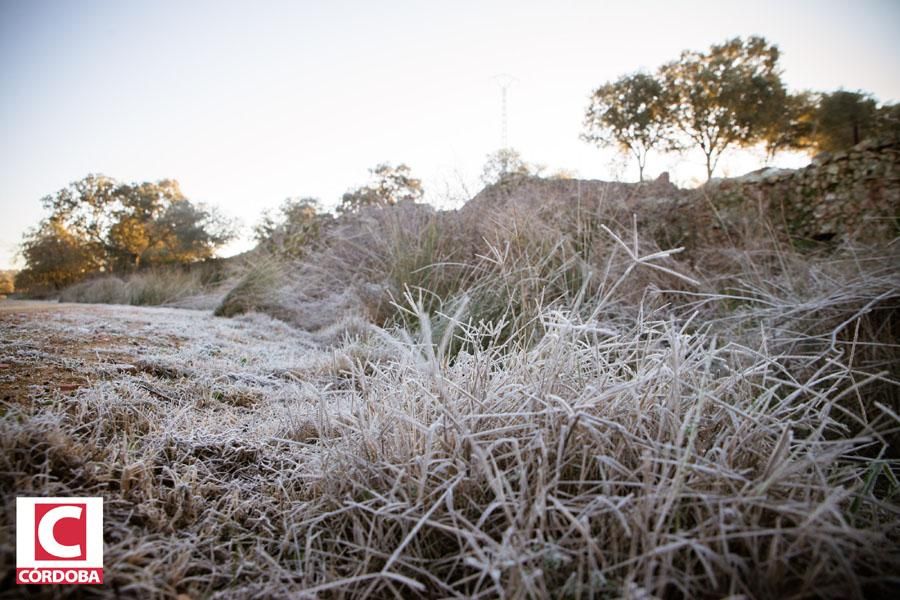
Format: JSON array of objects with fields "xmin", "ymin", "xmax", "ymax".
[
  {"xmin": 15, "ymin": 175, "xmax": 234, "ymax": 294},
  {"xmin": 583, "ymin": 36, "xmax": 900, "ymax": 181},
  {"xmin": 14, "ymin": 165, "xmax": 428, "ymax": 295}
]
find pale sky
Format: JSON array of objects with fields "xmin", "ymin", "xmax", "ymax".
[{"xmin": 2, "ymin": 0, "xmax": 899, "ymax": 269}]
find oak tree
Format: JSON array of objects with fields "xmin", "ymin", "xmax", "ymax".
[
  {"xmin": 582, "ymin": 73, "xmax": 673, "ymax": 181},
  {"xmin": 762, "ymin": 91, "xmax": 817, "ymax": 161},
  {"xmin": 809, "ymin": 90, "xmax": 879, "ymax": 153},
  {"xmin": 661, "ymin": 36, "xmax": 787, "ymax": 180},
  {"xmin": 255, "ymin": 197, "xmax": 331, "ymax": 258},
  {"xmin": 16, "ymin": 175, "xmax": 234, "ymax": 293}
]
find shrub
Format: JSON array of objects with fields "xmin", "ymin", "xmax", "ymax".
[
  {"xmin": 59, "ymin": 276, "xmax": 129, "ymax": 304},
  {"xmin": 127, "ymin": 269, "xmax": 204, "ymax": 306},
  {"xmin": 58, "ymin": 268, "xmax": 208, "ymax": 306},
  {"xmin": 214, "ymin": 258, "xmax": 286, "ymax": 318}
]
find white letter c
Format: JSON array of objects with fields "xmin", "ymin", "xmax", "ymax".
[{"xmin": 37, "ymin": 506, "xmax": 82, "ymax": 559}]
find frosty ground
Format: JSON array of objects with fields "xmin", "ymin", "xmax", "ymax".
[
  {"xmin": 2, "ymin": 259, "xmax": 899, "ymax": 599},
  {"xmin": 1, "ymin": 300, "xmax": 349, "ymax": 597}
]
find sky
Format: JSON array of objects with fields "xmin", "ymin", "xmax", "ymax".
[{"xmin": 2, "ymin": 0, "xmax": 899, "ymax": 269}]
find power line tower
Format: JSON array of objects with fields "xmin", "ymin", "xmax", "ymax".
[{"xmin": 492, "ymin": 74, "xmax": 517, "ymax": 149}]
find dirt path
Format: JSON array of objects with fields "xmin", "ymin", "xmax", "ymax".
[
  {"xmin": 0, "ymin": 299, "xmax": 85, "ymax": 314},
  {"xmin": 1, "ymin": 300, "xmax": 358, "ymax": 595},
  {"xmin": 0, "ymin": 299, "xmax": 333, "ymax": 422}
]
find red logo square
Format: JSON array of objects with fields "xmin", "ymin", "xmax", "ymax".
[{"xmin": 33, "ymin": 503, "xmax": 87, "ymax": 561}]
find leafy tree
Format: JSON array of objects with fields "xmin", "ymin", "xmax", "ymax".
[
  {"xmin": 661, "ymin": 36, "xmax": 787, "ymax": 180},
  {"xmin": 15, "ymin": 217, "xmax": 105, "ymax": 294},
  {"xmin": 43, "ymin": 174, "xmax": 119, "ymax": 255},
  {"xmin": 255, "ymin": 197, "xmax": 330, "ymax": 258},
  {"xmin": 809, "ymin": 90, "xmax": 879, "ymax": 153},
  {"xmin": 44, "ymin": 175, "xmax": 232, "ymax": 270},
  {"xmin": 582, "ymin": 72, "xmax": 674, "ymax": 181},
  {"xmin": 480, "ymin": 148, "xmax": 540, "ymax": 185},
  {"xmin": 106, "ymin": 179, "xmax": 190, "ymax": 269},
  {"xmin": 339, "ymin": 163, "xmax": 423, "ymax": 213},
  {"xmin": 762, "ymin": 90, "xmax": 897, "ymax": 156},
  {"xmin": 762, "ymin": 91, "xmax": 817, "ymax": 161},
  {"xmin": 876, "ymin": 102, "xmax": 900, "ymax": 142},
  {"xmin": 149, "ymin": 199, "xmax": 233, "ymax": 265},
  {"xmin": 0, "ymin": 270, "xmax": 16, "ymax": 295},
  {"xmin": 16, "ymin": 175, "xmax": 234, "ymax": 294}
]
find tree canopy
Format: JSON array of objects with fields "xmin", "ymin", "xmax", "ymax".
[
  {"xmin": 582, "ymin": 72, "xmax": 674, "ymax": 181},
  {"xmin": 480, "ymin": 148, "xmax": 540, "ymax": 185},
  {"xmin": 809, "ymin": 90, "xmax": 880, "ymax": 153},
  {"xmin": 339, "ymin": 163, "xmax": 423, "ymax": 213},
  {"xmin": 15, "ymin": 175, "xmax": 234, "ymax": 294},
  {"xmin": 661, "ymin": 36, "xmax": 787, "ymax": 180},
  {"xmin": 0, "ymin": 271, "xmax": 14, "ymax": 295},
  {"xmin": 761, "ymin": 91, "xmax": 817, "ymax": 160},
  {"xmin": 582, "ymin": 36, "xmax": 899, "ymax": 180},
  {"xmin": 254, "ymin": 197, "xmax": 331, "ymax": 258}
]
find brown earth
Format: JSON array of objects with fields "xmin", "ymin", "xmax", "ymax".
[{"xmin": 0, "ymin": 301, "xmax": 182, "ymax": 408}]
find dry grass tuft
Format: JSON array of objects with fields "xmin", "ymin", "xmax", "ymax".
[
  {"xmin": 58, "ymin": 267, "xmax": 221, "ymax": 308},
  {"xmin": 3, "ymin": 181, "xmax": 899, "ymax": 598}
]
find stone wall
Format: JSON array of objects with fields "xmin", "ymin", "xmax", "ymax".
[
  {"xmin": 704, "ymin": 138, "xmax": 900, "ymax": 244},
  {"xmin": 465, "ymin": 139, "xmax": 899, "ymax": 256}
]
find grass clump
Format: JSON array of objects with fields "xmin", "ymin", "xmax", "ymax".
[
  {"xmin": 59, "ymin": 275, "xmax": 130, "ymax": 304},
  {"xmin": 57, "ymin": 265, "xmax": 227, "ymax": 308},
  {"xmin": 127, "ymin": 269, "xmax": 205, "ymax": 305},
  {"xmin": 5, "ymin": 177, "xmax": 899, "ymax": 598},
  {"xmin": 214, "ymin": 258, "xmax": 286, "ymax": 318}
]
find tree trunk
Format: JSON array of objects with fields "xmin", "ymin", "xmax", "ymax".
[
  {"xmin": 632, "ymin": 148, "xmax": 646, "ymax": 183},
  {"xmin": 705, "ymin": 152, "xmax": 714, "ymax": 181}
]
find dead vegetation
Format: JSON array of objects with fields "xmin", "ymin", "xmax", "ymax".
[
  {"xmin": 2, "ymin": 181, "xmax": 899, "ymax": 598},
  {"xmin": 57, "ymin": 263, "xmax": 231, "ymax": 311}
]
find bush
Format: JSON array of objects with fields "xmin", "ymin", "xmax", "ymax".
[
  {"xmin": 58, "ymin": 268, "xmax": 208, "ymax": 306},
  {"xmin": 127, "ymin": 269, "xmax": 204, "ymax": 306},
  {"xmin": 59, "ymin": 276, "xmax": 129, "ymax": 304},
  {"xmin": 214, "ymin": 258, "xmax": 286, "ymax": 318},
  {"xmin": 237, "ymin": 184, "xmax": 698, "ymax": 348}
]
